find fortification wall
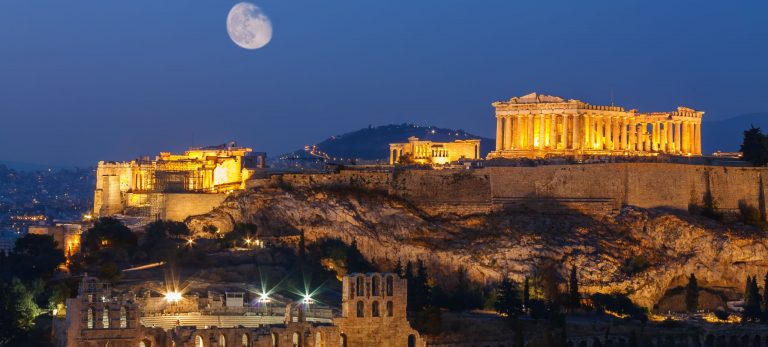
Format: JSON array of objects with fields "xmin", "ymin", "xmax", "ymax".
[
  {"xmin": 487, "ymin": 164, "xmax": 768, "ymax": 216},
  {"xmin": 162, "ymin": 193, "xmax": 228, "ymax": 222},
  {"xmin": 272, "ymin": 164, "xmax": 768, "ymax": 218}
]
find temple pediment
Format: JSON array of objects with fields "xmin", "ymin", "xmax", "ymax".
[{"xmin": 507, "ymin": 92, "xmax": 566, "ymax": 104}]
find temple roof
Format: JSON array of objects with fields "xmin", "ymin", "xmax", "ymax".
[{"xmin": 506, "ymin": 92, "xmax": 567, "ymax": 104}]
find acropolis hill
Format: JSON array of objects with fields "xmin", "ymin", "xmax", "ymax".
[{"xmin": 95, "ymin": 93, "xmax": 768, "ymax": 311}]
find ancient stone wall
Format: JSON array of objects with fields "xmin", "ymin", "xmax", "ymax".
[
  {"xmin": 273, "ymin": 164, "xmax": 768, "ymax": 218},
  {"xmin": 162, "ymin": 193, "xmax": 228, "ymax": 222}
]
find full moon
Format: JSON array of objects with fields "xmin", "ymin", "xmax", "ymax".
[{"xmin": 226, "ymin": 2, "xmax": 272, "ymax": 50}]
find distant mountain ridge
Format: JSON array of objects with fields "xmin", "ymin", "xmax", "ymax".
[
  {"xmin": 702, "ymin": 112, "xmax": 768, "ymax": 154},
  {"xmin": 282, "ymin": 124, "xmax": 493, "ymax": 161}
]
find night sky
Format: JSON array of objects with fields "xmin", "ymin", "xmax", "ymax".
[{"xmin": 1, "ymin": 1, "xmax": 766, "ymax": 166}]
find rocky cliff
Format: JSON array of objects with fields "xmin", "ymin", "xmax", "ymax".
[{"xmin": 186, "ymin": 183, "xmax": 768, "ymax": 309}]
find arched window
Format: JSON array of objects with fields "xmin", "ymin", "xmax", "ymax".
[
  {"xmin": 386, "ymin": 301, "xmax": 393, "ymax": 317},
  {"xmin": 139, "ymin": 341, "xmax": 146, "ymax": 347},
  {"xmin": 272, "ymin": 333, "xmax": 279, "ymax": 347},
  {"xmin": 292, "ymin": 332, "xmax": 300, "ymax": 347},
  {"xmin": 385, "ymin": 276, "xmax": 394, "ymax": 296},
  {"xmin": 102, "ymin": 307, "xmax": 110, "ymax": 328},
  {"xmin": 356, "ymin": 301, "xmax": 364, "ymax": 317},
  {"xmin": 408, "ymin": 335, "xmax": 416, "ymax": 347},
  {"xmin": 339, "ymin": 334, "xmax": 347, "ymax": 347},
  {"xmin": 87, "ymin": 308, "xmax": 94, "ymax": 329},
  {"xmin": 195, "ymin": 335, "xmax": 204, "ymax": 347},
  {"xmin": 219, "ymin": 334, "xmax": 226, "ymax": 347},
  {"xmin": 371, "ymin": 276, "xmax": 380, "ymax": 296},
  {"xmin": 120, "ymin": 307, "xmax": 127, "ymax": 328},
  {"xmin": 315, "ymin": 332, "xmax": 322, "ymax": 347},
  {"xmin": 242, "ymin": 334, "xmax": 249, "ymax": 347},
  {"xmin": 371, "ymin": 301, "xmax": 380, "ymax": 317},
  {"xmin": 356, "ymin": 277, "xmax": 364, "ymax": 296}
]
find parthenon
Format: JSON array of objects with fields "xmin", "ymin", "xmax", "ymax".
[{"xmin": 488, "ymin": 93, "xmax": 703, "ymax": 159}]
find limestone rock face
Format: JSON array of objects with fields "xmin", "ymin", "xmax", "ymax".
[{"xmin": 186, "ymin": 186, "xmax": 768, "ymax": 309}]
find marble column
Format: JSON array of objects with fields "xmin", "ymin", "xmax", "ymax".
[
  {"xmin": 572, "ymin": 114, "xmax": 580, "ymax": 150},
  {"xmin": 583, "ymin": 114, "xmax": 591, "ymax": 149},
  {"xmin": 605, "ymin": 116, "xmax": 613, "ymax": 150},
  {"xmin": 538, "ymin": 114, "xmax": 546, "ymax": 149},
  {"xmin": 620, "ymin": 117, "xmax": 628, "ymax": 150},
  {"xmin": 562, "ymin": 114, "xmax": 569, "ymax": 149},
  {"xmin": 660, "ymin": 121, "xmax": 668, "ymax": 152},
  {"xmin": 527, "ymin": 115, "xmax": 535, "ymax": 150},
  {"xmin": 695, "ymin": 122, "xmax": 702, "ymax": 155},
  {"xmin": 516, "ymin": 115, "xmax": 524, "ymax": 149},
  {"xmin": 628, "ymin": 119, "xmax": 636, "ymax": 151},
  {"xmin": 672, "ymin": 121, "xmax": 680, "ymax": 153},
  {"xmin": 503, "ymin": 116, "xmax": 513, "ymax": 150},
  {"xmin": 495, "ymin": 117, "xmax": 503, "ymax": 151},
  {"xmin": 637, "ymin": 123, "xmax": 645, "ymax": 152},
  {"xmin": 665, "ymin": 121, "xmax": 672, "ymax": 152},
  {"xmin": 549, "ymin": 114, "xmax": 557, "ymax": 149}
]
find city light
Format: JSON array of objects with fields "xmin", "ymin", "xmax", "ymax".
[
  {"xmin": 164, "ymin": 291, "xmax": 183, "ymax": 303},
  {"xmin": 258, "ymin": 292, "xmax": 271, "ymax": 304},
  {"xmin": 301, "ymin": 293, "xmax": 314, "ymax": 305},
  {"xmin": 186, "ymin": 238, "xmax": 195, "ymax": 246}
]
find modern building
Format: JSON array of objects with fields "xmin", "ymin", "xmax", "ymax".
[
  {"xmin": 389, "ymin": 136, "xmax": 481, "ymax": 165},
  {"xmin": 488, "ymin": 92, "xmax": 704, "ymax": 159}
]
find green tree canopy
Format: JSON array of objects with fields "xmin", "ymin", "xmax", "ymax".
[
  {"xmin": 7, "ymin": 234, "xmax": 65, "ymax": 282},
  {"xmin": 82, "ymin": 217, "xmax": 137, "ymax": 254},
  {"xmin": 494, "ymin": 277, "xmax": 522, "ymax": 318}
]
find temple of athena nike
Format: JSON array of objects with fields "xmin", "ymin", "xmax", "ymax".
[{"xmin": 488, "ymin": 93, "xmax": 704, "ymax": 159}]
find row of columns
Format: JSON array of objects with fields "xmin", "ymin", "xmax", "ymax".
[{"xmin": 495, "ymin": 114, "xmax": 702, "ymax": 155}]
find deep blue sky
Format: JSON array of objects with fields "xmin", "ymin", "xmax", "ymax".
[{"xmin": 1, "ymin": 1, "xmax": 766, "ymax": 166}]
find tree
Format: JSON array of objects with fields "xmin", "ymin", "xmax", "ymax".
[
  {"xmin": 744, "ymin": 275, "xmax": 762, "ymax": 322},
  {"xmin": 685, "ymin": 273, "xmax": 699, "ymax": 313},
  {"xmin": 82, "ymin": 217, "xmax": 137, "ymax": 256},
  {"xmin": 523, "ymin": 276, "xmax": 530, "ymax": 311},
  {"xmin": 406, "ymin": 259, "xmax": 430, "ymax": 312},
  {"xmin": 762, "ymin": 272, "xmax": 768, "ymax": 313},
  {"xmin": 394, "ymin": 259, "xmax": 403, "ymax": 278},
  {"xmin": 740, "ymin": 126, "xmax": 768, "ymax": 166},
  {"xmin": 8, "ymin": 234, "xmax": 65, "ymax": 282},
  {"xmin": 569, "ymin": 266, "xmax": 581, "ymax": 309},
  {"xmin": 0, "ymin": 278, "xmax": 41, "ymax": 345},
  {"xmin": 494, "ymin": 277, "xmax": 522, "ymax": 318}
]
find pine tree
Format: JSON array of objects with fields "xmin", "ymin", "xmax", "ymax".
[
  {"xmin": 763, "ymin": 273, "xmax": 768, "ymax": 313},
  {"xmin": 741, "ymin": 126, "xmax": 768, "ymax": 166},
  {"xmin": 405, "ymin": 261, "xmax": 414, "ymax": 280},
  {"xmin": 744, "ymin": 275, "xmax": 762, "ymax": 322},
  {"xmin": 494, "ymin": 277, "xmax": 521, "ymax": 318},
  {"xmin": 523, "ymin": 276, "xmax": 530, "ymax": 310},
  {"xmin": 685, "ymin": 274, "xmax": 699, "ymax": 313},
  {"xmin": 569, "ymin": 266, "xmax": 580, "ymax": 308}
]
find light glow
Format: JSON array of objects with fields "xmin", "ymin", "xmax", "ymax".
[{"xmin": 164, "ymin": 291, "xmax": 183, "ymax": 303}]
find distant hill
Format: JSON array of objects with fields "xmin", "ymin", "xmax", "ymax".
[
  {"xmin": 281, "ymin": 124, "xmax": 493, "ymax": 162},
  {"xmin": 702, "ymin": 113, "xmax": 768, "ymax": 154}
]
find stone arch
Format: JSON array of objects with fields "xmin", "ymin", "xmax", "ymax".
[
  {"xmin": 385, "ymin": 275, "xmax": 394, "ymax": 296},
  {"xmin": 292, "ymin": 332, "xmax": 301, "ymax": 347},
  {"xmin": 139, "ymin": 339, "xmax": 152, "ymax": 347},
  {"xmin": 102, "ymin": 307, "xmax": 110, "ymax": 328},
  {"xmin": 407, "ymin": 335, "xmax": 416, "ymax": 347},
  {"xmin": 371, "ymin": 301, "xmax": 380, "ymax": 317},
  {"xmin": 356, "ymin": 276, "xmax": 364, "ymax": 296},
  {"xmin": 315, "ymin": 332, "xmax": 323, "ymax": 347},
  {"xmin": 195, "ymin": 335, "xmax": 205, "ymax": 347},
  {"xmin": 87, "ymin": 307, "xmax": 94, "ymax": 329},
  {"xmin": 340, "ymin": 334, "xmax": 347, "ymax": 347},
  {"xmin": 386, "ymin": 301, "xmax": 393, "ymax": 317},
  {"xmin": 241, "ymin": 333, "xmax": 250, "ymax": 347},
  {"xmin": 272, "ymin": 333, "xmax": 279, "ymax": 347},
  {"xmin": 219, "ymin": 333, "xmax": 227, "ymax": 347},
  {"xmin": 371, "ymin": 275, "xmax": 380, "ymax": 296},
  {"xmin": 120, "ymin": 306, "xmax": 127, "ymax": 328},
  {"xmin": 356, "ymin": 301, "xmax": 364, "ymax": 317}
]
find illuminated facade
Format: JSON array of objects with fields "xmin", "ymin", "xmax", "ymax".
[
  {"xmin": 93, "ymin": 143, "xmax": 265, "ymax": 217},
  {"xmin": 389, "ymin": 136, "xmax": 481, "ymax": 165},
  {"xmin": 488, "ymin": 93, "xmax": 704, "ymax": 159}
]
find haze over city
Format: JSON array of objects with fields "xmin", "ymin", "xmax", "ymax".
[{"xmin": 1, "ymin": 0, "xmax": 767, "ymax": 167}]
